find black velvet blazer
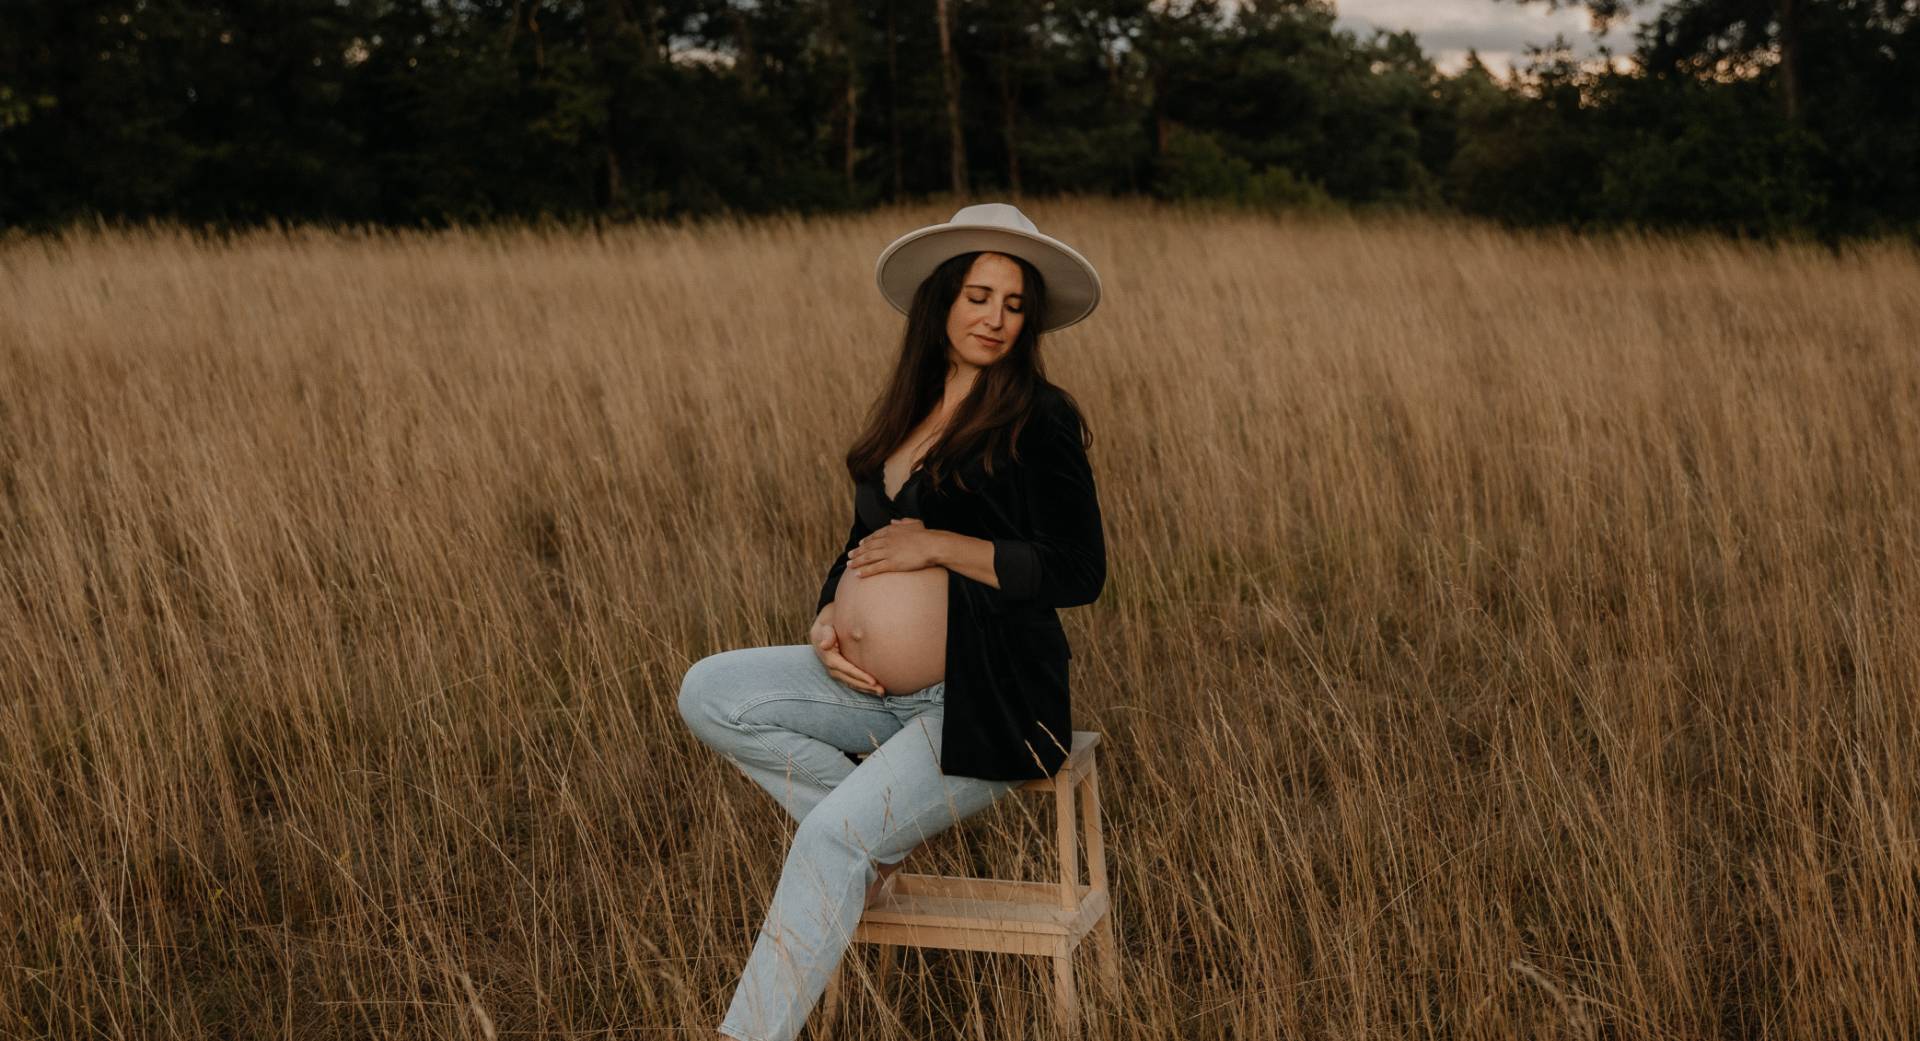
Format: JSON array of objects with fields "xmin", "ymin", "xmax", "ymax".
[{"xmin": 816, "ymin": 382, "xmax": 1107, "ymax": 781}]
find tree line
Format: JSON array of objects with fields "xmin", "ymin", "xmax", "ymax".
[{"xmin": 2, "ymin": 0, "xmax": 1915, "ymax": 242}]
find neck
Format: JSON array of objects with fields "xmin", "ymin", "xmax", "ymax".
[{"xmin": 943, "ymin": 363, "xmax": 979, "ymax": 411}]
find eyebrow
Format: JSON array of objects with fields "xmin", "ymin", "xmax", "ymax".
[{"xmin": 964, "ymin": 283, "xmax": 1024, "ymax": 300}]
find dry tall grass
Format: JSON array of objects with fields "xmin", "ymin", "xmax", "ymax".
[{"xmin": 2, "ymin": 198, "xmax": 1917, "ymax": 1040}]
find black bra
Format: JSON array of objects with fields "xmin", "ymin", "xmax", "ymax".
[{"xmin": 857, "ymin": 468, "xmax": 926, "ymax": 529}]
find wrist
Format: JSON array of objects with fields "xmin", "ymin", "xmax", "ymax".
[{"xmin": 929, "ymin": 530, "xmax": 961, "ymax": 569}]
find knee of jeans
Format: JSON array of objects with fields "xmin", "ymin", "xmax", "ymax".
[
  {"xmin": 677, "ymin": 655, "xmax": 733, "ymax": 740},
  {"xmin": 792, "ymin": 805, "xmax": 869, "ymax": 861}
]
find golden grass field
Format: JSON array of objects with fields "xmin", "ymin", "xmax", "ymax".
[{"xmin": 3, "ymin": 198, "xmax": 1917, "ymax": 1040}]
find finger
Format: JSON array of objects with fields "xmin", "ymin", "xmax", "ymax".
[
  {"xmin": 834, "ymin": 671, "xmax": 883, "ymax": 696},
  {"xmin": 838, "ymin": 661, "xmax": 879, "ymax": 690},
  {"xmin": 823, "ymin": 648, "xmax": 859, "ymax": 677},
  {"xmin": 826, "ymin": 652, "xmax": 880, "ymax": 690}
]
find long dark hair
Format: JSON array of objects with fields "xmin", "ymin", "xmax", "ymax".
[{"xmin": 843, "ymin": 249, "xmax": 1090, "ymax": 495}]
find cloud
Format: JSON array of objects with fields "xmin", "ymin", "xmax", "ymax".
[{"xmin": 1331, "ymin": 0, "xmax": 1653, "ymax": 75}]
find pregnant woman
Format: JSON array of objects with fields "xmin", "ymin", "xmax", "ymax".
[{"xmin": 677, "ymin": 202, "xmax": 1108, "ymax": 1041}]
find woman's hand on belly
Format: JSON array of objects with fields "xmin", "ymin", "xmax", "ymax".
[{"xmin": 848, "ymin": 518, "xmax": 944, "ymax": 577}]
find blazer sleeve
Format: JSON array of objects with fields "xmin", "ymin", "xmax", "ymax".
[
  {"xmin": 988, "ymin": 399, "xmax": 1108, "ymax": 609},
  {"xmin": 816, "ymin": 492, "xmax": 875, "ymax": 615}
]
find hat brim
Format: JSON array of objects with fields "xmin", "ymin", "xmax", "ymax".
[{"xmin": 875, "ymin": 224, "xmax": 1102, "ymax": 333}]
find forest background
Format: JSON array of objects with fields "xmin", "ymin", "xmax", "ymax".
[{"xmin": 3, "ymin": 0, "xmax": 1918, "ymax": 242}]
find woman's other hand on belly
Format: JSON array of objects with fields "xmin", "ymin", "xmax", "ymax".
[{"xmin": 810, "ymin": 605, "xmax": 884, "ymax": 695}]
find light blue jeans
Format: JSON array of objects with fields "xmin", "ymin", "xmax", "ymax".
[{"xmin": 677, "ymin": 644, "xmax": 1025, "ymax": 1041}]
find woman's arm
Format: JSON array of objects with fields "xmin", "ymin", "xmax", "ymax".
[
  {"xmin": 977, "ymin": 397, "xmax": 1107, "ymax": 609},
  {"xmin": 851, "ymin": 394, "xmax": 1106, "ymax": 607},
  {"xmin": 930, "ymin": 531, "xmax": 1001, "ymax": 589}
]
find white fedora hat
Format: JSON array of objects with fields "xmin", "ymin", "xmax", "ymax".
[{"xmin": 875, "ymin": 203, "xmax": 1102, "ymax": 333}]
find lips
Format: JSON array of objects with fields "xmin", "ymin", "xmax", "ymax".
[{"xmin": 974, "ymin": 334, "xmax": 1004, "ymax": 346}]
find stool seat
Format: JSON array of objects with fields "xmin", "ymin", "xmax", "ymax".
[
  {"xmin": 822, "ymin": 729, "xmax": 1118, "ymax": 1037},
  {"xmin": 1018, "ymin": 730, "xmax": 1101, "ymax": 792}
]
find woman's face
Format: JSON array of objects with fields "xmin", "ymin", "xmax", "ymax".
[{"xmin": 944, "ymin": 252, "xmax": 1026, "ymax": 371}]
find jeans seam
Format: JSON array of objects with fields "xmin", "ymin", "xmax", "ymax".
[
  {"xmin": 727, "ymin": 691, "xmax": 898, "ymax": 793},
  {"xmin": 727, "ymin": 690, "xmax": 899, "ymax": 725}
]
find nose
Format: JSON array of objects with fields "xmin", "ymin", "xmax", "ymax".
[{"xmin": 984, "ymin": 304, "xmax": 1004, "ymax": 330}]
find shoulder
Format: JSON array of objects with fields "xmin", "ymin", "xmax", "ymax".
[
  {"xmin": 1035, "ymin": 382, "xmax": 1089, "ymax": 436},
  {"xmin": 1013, "ymin": 383, "xmax": 1089, "ymax": 459},
  {"xmin": 1025, "ymin": 381, "xmax": 1074, "ymax": 424}
]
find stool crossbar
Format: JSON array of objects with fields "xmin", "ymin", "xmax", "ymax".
[{"xmin": 821, "ymin": 730, "xmax": 1118, "ymax": 1036}]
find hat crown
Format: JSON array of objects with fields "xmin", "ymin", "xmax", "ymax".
[{"xmin": 948, "ymin": 202, "xmax": 1038, "ymax": 234}]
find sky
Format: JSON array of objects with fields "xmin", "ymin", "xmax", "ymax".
[{"xmin": 1330, "ymin": 0, "xmax": 1659, "ymax": 77}]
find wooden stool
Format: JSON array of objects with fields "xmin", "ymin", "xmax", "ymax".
[{"xmin": 820, "ymin": 730, "xmax": 1118, "ymax": 1037}]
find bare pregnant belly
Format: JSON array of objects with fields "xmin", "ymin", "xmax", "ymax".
[{"xmin": 832, "ymin": 566, "xmax": 948, "ymax": 695}]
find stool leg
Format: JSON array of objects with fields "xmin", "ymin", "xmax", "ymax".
[
  {"xmin": 1080, "ymin": 767, "xmax": 1121, "ymax": 993},
  {"xmin": 1092, "ymin": 907, "xmax": 1121, "ymax": 995},
  {"xmin": 1055, "ymin": 773, "xmax": 1080, "ymax": 911},
  {"xmin": 1053, "ymin": 942, "xmax": 1080, "ymax": 1038}
]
